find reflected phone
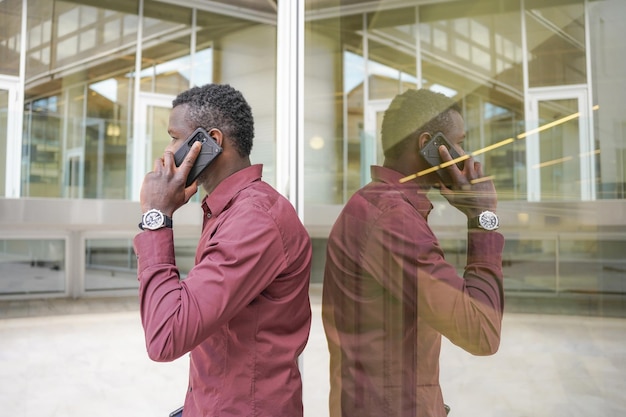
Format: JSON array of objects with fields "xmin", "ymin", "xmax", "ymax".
[
  {"xmin": 173, "ymin": 127, "xmax": 222, "ymax": 187},
  {"xmin": 169, "ymin": 406, "xmax": 183, "ymax": 417},
  {"xmin": 418, "ymin": 131, "xmax": 464, "ymax": 186}
]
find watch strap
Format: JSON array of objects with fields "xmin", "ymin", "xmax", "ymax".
[{"xmin": 467, "ymin": 216, "xmax": 481, "ymax": 229}]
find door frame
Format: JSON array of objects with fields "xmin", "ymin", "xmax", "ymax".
[
  {"xmin": 364, "ymin": 99, "xmax": 391, "ymax": 185},
  {"xmin": 0, "ymin": 76, "xmax": 22, "ymax": 197},
  {"xmin": 525, "ymin": 84, "xmax": 594, "ymax": 201}
]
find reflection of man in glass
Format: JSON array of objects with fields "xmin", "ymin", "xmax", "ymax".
[{"xmin": 322, "ymin": 89, "xmax": 504, "ymax": 417}]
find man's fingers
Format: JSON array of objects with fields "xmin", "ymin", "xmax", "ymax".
[
  {"xmin": 152, "ymin": 157, "xmax": 164, "ymax": 171},
  {"xmin": 173, "ymin": 141, "xmax": 202, "ymax": 180},
  {"xmin": 438, "ymin": 145, "xmax": 452, "ymax": 163},
  {"xmin": 184, "ymin": 182, "xmax": 199, "ymax": 202}
]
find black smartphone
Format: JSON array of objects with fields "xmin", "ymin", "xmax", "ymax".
[
  {"xmin": 173, "ymin": 127, "xmax": 222, "ymax": 187},
  {"xmin": 419, "ymin": 131, "xmax": 464, "ymax": 186}
]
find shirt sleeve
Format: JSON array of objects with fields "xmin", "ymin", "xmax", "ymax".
[
  {"xmin": 363, "ymin": 206, "xmax": 504, "ymax": 356},
  {"xmin": 134, "ymin": 204, "xmax": 288, "ymax": 362}
]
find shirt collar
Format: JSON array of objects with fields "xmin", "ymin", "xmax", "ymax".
[
  {"xmin": 202, "ymin": 164, "xmax": 263, "ymax": 218},
  {"xmin": 370, "ymin": 165, "xmax": 433, "ymax": 219}
]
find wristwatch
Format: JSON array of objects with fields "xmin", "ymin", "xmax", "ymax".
[
  {"xmin": 139, "ymin": 209, "xmax": 173, "ymax": 231},
  {"xmin": 468, "ymin": 210, "xmax": 499, "ymax": 231}
]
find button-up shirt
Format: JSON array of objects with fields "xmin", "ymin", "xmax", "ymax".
[
  {"xmin": 134, "ymin": 165, "xmax": 312, "ymax": 417},
  {"xmin": 322, "ymin": 166, "xmax": 504, "ymax": 417}
]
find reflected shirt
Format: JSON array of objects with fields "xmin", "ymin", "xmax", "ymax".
[
  {"xmin": 134, "ymin": 164, "xmax": 312, "ymax": 417},
  {"xmin": 322, "ymin": 165, "xmax": 504, "ymax": 417}
]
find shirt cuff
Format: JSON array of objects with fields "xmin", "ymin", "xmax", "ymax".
[
  {"xmin": 133, "ymin": 228, "xmax": 176, "ymax": 274},
  {"xmin": 466, "ymin": 230, "xmax": 504, "ymax": 266}
]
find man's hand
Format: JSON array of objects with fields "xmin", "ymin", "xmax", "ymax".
[
  {"xmin": 436, "ymin": 145, "xmax": 497, "ymax": 219},
  {"xmin": 139, "ymin": 141, "xmax": 202, "ymax": 216}
]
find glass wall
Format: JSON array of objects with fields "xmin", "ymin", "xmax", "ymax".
[
  {"xmin": 0, "ymin": 0, "xmax": 623, "ymax": 301},
  {"xmin": 17, "ymin": 0, "xmax": 278, "ymax": 200},
  {"xmin": 303, "ymin": 0, "xmax": 626, "ymax": 294}
]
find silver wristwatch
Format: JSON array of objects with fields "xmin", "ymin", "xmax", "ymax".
[
  {"xmin": 139, "ymin": 209, "xmax": 173, "ymax": 231},
  {"xmin": 468, "ymin": 210, "xmax": 499, "ymax": 231}
]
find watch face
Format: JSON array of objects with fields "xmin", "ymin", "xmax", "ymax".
[
  {"xmin": 479, "ymin": 211, "xmax": 499, "ymax": 230},
  {"xmin": 143, "ymin": 210, "xmax": 164, "ymax": 230}
]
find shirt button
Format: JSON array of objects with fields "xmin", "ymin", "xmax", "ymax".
[{"xmin": 206, "ymin": 212, "xmax": 212, "ymax": 219}]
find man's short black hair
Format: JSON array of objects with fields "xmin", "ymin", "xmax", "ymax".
[
  {"xmin": 172, "ymin": 83, "xmax": 254, "ymax": 157},
  {"xmin": 381, "ymin": 89, "xmax": 461, "ymax": 159}
]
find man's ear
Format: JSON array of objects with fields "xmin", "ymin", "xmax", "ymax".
[
  {"xmin": 207, "ymin": 128, "xmax": 224, "ymax": 147},
  {"xmin": 417, "ymin": 132, "xmax": 431, "ymax": 150}
]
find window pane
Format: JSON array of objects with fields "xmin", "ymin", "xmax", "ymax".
[
  {"xmin": 0, "ymin": 0, "xmax": 22, "ymax": 75},
  {"xmin": 537, "ymin": 98, "xmax": 581, "ymax": 201},
  {"xmin": 0, "ymin": 239, "xmax": 65, "ymax": 295},
  {"xmin": 22, "ymin": 0, "xmax": 139, "ymax": 199},
  {"xmin": 560, "ymin": 237, "xmax": 626, "ymax": 294},
  {"xmin": 22, "ymin": 96, "xmax": 63, "ymax": 197},
  {"xmin": 526, "ymin": 1, "xmax": 587, "ymax": 87},
  {"xmin": 84, "ymin": 237, "xmax": 198, "ymax": 291},
  {"xmin": 589, "ymin": 0, "xmax": 626, "ymax": 199},
  {"xmin": 420, "ymin": 3, "xmax": 525, "ymax": 202},
  {"xmin": 84, "ymin": 238, "xmax": 136, "ymax": 291},
  {"xmin": 140, "ymin": 0, "xmax": 192, "ymax": 95}
]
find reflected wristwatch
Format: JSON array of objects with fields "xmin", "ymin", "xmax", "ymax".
[{"xmin": 468, "ymin": 210, "xmax": 499, "ymax": 231}]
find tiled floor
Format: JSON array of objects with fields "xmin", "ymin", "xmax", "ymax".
[{"xmin": 1, "ymin": 289, "xmax": 625, "ymax": 417}]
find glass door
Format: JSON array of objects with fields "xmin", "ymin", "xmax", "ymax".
[
  {"xmin": 131, "ymin": 93, "xmax": 174, "ymax": 200},
  {"xmin": 525, "ymin": 86, "xmax": 594, "ymax": 201}
]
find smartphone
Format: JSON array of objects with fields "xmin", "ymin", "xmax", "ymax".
[
  {"xmin": 173, "ymin": 127, "xmax": 222, "ymax": 187},
  {"xmin": 418, "ymin": 131, "xmax": 464, "ymax": 186}
]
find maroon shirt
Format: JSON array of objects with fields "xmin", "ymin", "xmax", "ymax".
[
  {"xmin": 322, "ymin": 166, "xmax": 504, "ymax": 417},
  {"xmin": 134, "ymin": 165, "xmax": 312, "ymax": 417}
]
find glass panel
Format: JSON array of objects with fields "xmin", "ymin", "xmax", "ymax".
[
  {"xmin": 86, "ymin": 77, "xmax": 131, "ymax": 199},
  {"xmin": 537, "ymin": 98, "xmax": 581, "ymax": 201},
  {"xmin": 503, "ymin": 238, "xmax": 558, "ymax": 293},
  {"xmin": 420, "ymin": 2, "xmax": 525, "ymax": 202},
  {"xmin": 24, "ymin": 0, "xmax": 54, "ymax": 81},
  {"xmin": 84, "ymin": 238, "xmax": 136, "ymax": 291},
  {"xmin": 22, "ymin": 96, "xmax": 63, "ymax": 197},
  {"xmin": 196, "ymin": 8, "xmax": 278, "ymax": 187},
  {"xmin": 560, "ymin": 237, "xmax": 626, "ymax": 294},
  {"xmin": 526, "ymin": 0, "xmax": 586, "ymax": 87},
  {"xmin": 54, "ymin": 1, "xmax": 140, "ymax": 72},
  {"xmin": 22, "ymin": 0, "xmax": 139, "ymax": 199},
  {"xmin": 145, "ymin": 104, "xmax": 173, "ymax": 170},
  {"xmin": 466, "ymin": 95, "xmax": 527, "ymax": 200},
  {"xmin": 84, "ymin": 237, "xmax": 197, "ymax": 291},
  {"xmin": 588, "ymin": 0, "xmax": 626, "ymax": 199},
  {"xmin": 0, "ymin": 239, "xmax": 65, "ymax": 295},
  {"xmin": 141, "ymin": 1, "xmax": 192, "ymax": 94},
  {"xmin": 0, "ymin": 89, "xmax": 7, "ymax": 196},
  {"xmin": 0, "ymin": 0, "xmax": 22, "ymax": 76},
  {"xmin": 304, "ymin": 1, "xmax": 527, "ymax": 204}
]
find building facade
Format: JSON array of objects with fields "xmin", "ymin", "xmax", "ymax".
[{"xmin": 0, "ymin": 0, "xmax": 625, "ymax": 310}]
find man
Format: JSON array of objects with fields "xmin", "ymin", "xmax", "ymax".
[
  {"xmin": 134, "ymin": 83, "xmax": 312, "ymax": 417},
  {"xmin": 322, "ymin": 88, "xmax": 504, "ymax": 417}
]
